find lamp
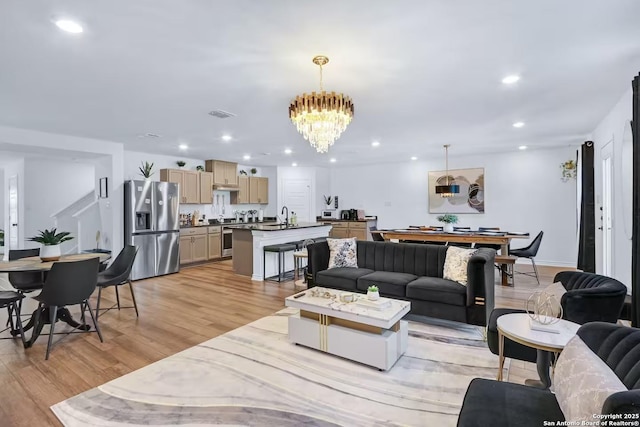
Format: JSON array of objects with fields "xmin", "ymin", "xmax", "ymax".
[
  {"xmin": 289, "ymin": 56, "xmax": 354, "ymax": 153},
  {"xmin": 435, "ymin": 144, "xmax": 460, "ymax": 197}
]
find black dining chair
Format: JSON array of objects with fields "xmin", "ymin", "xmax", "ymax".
[
  {"xmin": 33, "ymin": 257, "xmax": 102, "ymax": 359},
  {"xmin": 95, "ymin": 245, "xmax": 139, "ymax": 318},
  {"xmin": 8, "ymin": 249, "xmax": 45, "ymax": 294},
  {"xmin": 509, "ymin": 231, "xmax": 544, "ymax": 285},
  {"xmin": 0, "ymin": 290, "xmax": 26, "ymax": 347}
]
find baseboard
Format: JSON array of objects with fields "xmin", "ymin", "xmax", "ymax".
[{"xmin": 514, "ymin": 259, "xmax": 575, "ymax": 268}]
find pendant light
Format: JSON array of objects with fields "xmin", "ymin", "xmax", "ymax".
[{"xmin": 435, "ymin": 144, "xmax": 460, "ymax": 198}]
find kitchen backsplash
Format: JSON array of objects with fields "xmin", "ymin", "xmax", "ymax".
[{"xmin": 178, "ymin": 190, "xmax": 273, "ymax": 220}]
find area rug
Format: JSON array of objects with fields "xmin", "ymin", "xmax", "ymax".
[{"xmin": 52, "ymin": 308, "xmax": 506, "ymax": 426}]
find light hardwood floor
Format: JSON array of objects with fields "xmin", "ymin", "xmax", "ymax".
[{"xmin": 0, "ymin": 260, "xmax": 565, "ymax": 426}]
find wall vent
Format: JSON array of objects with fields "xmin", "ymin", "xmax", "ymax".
[{"xmin": 209, "ymin": 109, "xmax": 236, "ymax": 119}]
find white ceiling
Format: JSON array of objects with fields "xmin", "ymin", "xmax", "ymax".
[{"xmin": 0, "ymin": 0, "xmax": 639, "ymax": 167}]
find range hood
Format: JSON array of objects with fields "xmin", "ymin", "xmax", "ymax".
[{"xmin": 213, "ymin": 184, "xmax": 239, "ymax": 191}]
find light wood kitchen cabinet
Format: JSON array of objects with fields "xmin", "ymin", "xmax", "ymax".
[
  {"xmin": 199, "ymin": 172, "xmax": 213, "ymax": 204},
  {"xmin": 325, "ymin": 220, "xmax": 377, "ymax": 240},
  {"xmin": 179, "ymin": 236, "xmax": 193, "ymax": 263},
  {"xmin": 233, "ymin": 176, "xmax": 269, "ymax": 205},
  {"xmin": 205, "ymin": 160, "xmax": 238, "ymax": 186},
  {"xmin": 160, "ymin": 169, "xmax": 200, "ymax": 204},
  {"xmin": 329, "ymin": 227, "xmax": 350, "ymax": 238},
  {"xmin": 192, "ymin": 234, "xmax": 208, "ymax": 262},
  {"xmin": 208, "ymin": 227, "xmax": 222, "ymax": 260},
  {"xmin": 249, "ymin": 177, "xmax": 259, "ymax": 203},
  {"xmin": 256, "ymin": 177, "xmax": 268, "ymax": 204},
  {"xmin": 231, "ymin": 176, "xmax": 250, "ymax": 204},
  {"xmin": 179, "ymin": 228, "xmax": 208, "ymax": 264}
]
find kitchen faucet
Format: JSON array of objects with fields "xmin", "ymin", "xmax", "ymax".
[{"xmin": 281, "ymin": 206, "xmax": 289, "ymax": 225}]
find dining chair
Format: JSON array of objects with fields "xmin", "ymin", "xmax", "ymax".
[
  {"xmin": 95, "ymin": 245, "xmax": 139, "ymax": 318},
  {"xmin": 509, "ymin": 231, "xmax": 544, "ymax": 285},
  {"xmin": 0, "ymin": 290, "xmax": 26, "ymax": 348},
  {"xmin": 8, "ymin": 249, "xmax": 45, "ymax": 294},
  {"xmin": 33, "ymin": 257, "xmax": 102, "ymax": 359}
]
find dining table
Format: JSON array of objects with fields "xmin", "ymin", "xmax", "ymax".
[{"xmin": 0, "ymin": 252, "xmax": 111, "ymax": 347}]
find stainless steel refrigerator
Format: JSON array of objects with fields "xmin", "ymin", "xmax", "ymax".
[{"xmin": 125, "ymin": 180, "xmax": 180, "ymax": 280}]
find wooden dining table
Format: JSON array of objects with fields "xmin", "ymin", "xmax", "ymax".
[
  {"xmin": 378, "ymin": 230, "xmax": 530, "ymax": 255},
  {"xmin": 0, "ymin": 252, "xmax": 111, "ymax": 347}
]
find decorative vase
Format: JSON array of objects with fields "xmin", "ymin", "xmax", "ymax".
[
  {"xmin": 40, "ymin": 244, "xmax": 61, "ymax": 262},
  {"xmin": 367, "ymin": 290, "xmax": 380, "ymax": 301},
  {"xmin": 443, "ymin": 223, "xmax": 454, "ymax": 233}
]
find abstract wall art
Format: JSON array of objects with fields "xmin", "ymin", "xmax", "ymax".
[{"xmin": 428, "ymin": 168, "xmax": 485, "ymax": 213}]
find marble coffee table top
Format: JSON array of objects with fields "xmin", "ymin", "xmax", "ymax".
[
  {"xmin": 497, "ymin": 313, "xmax": 580, "ymax": 351},
  {"xmin": 285, "ymin": 287, "xmax": 410, "ymax": 329}
]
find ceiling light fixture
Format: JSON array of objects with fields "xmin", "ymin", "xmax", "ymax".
[
  {"xmin": 55, "ymin": 19, "xmax": 83, "ymax": 34},
  {"xmin": 243, "ymin": 155, "xmax": 251, "ymax": 160},
  {"xmin": 371, "ymin": 141, "xmax": 380, "ymax": 147},
  {"xmin": 435, "ymin": 145, "xmax": 460, "ymax": 198},
  {"xmin": 221, "ymin": 134, "xmax": 232, "ymax": 142},
  {"xmin": 330, "ymin": 158, "xmax": 337, "ymax": 163},
  {"xmin": 292, "ymin": 162, "xmax": 298, "ymax": 167},
  {"xmin": 512, "ymin": 121, "xmax": 525, "ymax": 128},
  {"xmin": 519, "ymin": 145, "xmax": 528, "ymax": 150},
  {"xmin": 284, "ymin": 148, "xmax": 292, "ymax": 154},
  {"xmin": 289, "ymin": 56, "xmax": 354, "ymax": 153},
  {"xmin": 502, "ymin": 75, "xmax": 520, "ymax": 85},
  {"xmin": 411, "ymin": 156, "xmax": 418, "ymax": 161},
  {"xmin": 179, "ymin": 144, "xmax": 188, "ymax": 150}
]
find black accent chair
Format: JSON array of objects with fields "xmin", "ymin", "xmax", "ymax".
[
  {"xmin": 509, "ymin": 231, "xmax": 544, "ymax": 285},
  {"xmin": 0, "ymin": 291, "xmax": 26, "ymax": 347},
  {"xmin": 369, "ymin": 226, "xmax": 385, "ymax": 242},
  {"xmin": 458, "ymin": 322, "xmax": 640, "ymax": 427},
  {"xmin": 487, "ymin": 271, "xmax": 627, "ymax": 374},
  {"xmin": 33, "ymin": 257, "xmax": 103, "ymax": 359},
  {"xmin": 8, "ymin": 249, "xmax": 45, "ymax": 294},
  {"xmin": 95, "ymin": 245, "xmax": 139, "ymax": 318}
]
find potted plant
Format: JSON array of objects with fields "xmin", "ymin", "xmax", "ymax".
[
  {"xmin": 196, "ymin": 165, "xmax": 204, "ymax": 172},
  {"xmin": 28, "ymin": 228, "xmax": 74, "ymax": 262},
  {"xmin": 239, "ymin": 170, "xmax": 248, "ymax": 175},
  {"xmin": 176, "ymin": 160, "xmax": 186, "ymax": 169},
  {"xmin": 323, "ymin": 195, "xmax": 333, "ymax": 209},
  {"xmin": 250, "ymin": 168, "xmax": 257, "ymax": 175},
  {"xmin": 139, "ymin": 161, "xmax": 154, "ymax": 180},
  {"xmin": 367, "ymin": 285, "xmax": 380, "ymax": 301},
  {"xmin": 437, "ymin": 213, "xmax": 458, "ymax": 233}
]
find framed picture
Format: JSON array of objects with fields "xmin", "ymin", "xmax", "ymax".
[
  {"xmin": 99, "ymin": 177, "xmax": 108, "ymax": 199},
  {"xmin": 428, "ymin": 168, "xmax": 484, "ymax": 213}
]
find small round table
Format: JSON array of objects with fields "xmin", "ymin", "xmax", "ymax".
[
  {"xmin": 496, "ymin": 313, "xmax": 580, "ymax": 389},
  {"xmin": 293, "ymin": 249, "xmax": 308, "ymax": 287}
]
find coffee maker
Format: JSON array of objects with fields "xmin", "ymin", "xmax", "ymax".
[{"xmin": 340, "ymin": 209, "xmax": 358, "ymax": 220}]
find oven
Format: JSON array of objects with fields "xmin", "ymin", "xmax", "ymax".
[{"xmin": 222, "ymin": 228, "xmax": 233, "ymax": 257}]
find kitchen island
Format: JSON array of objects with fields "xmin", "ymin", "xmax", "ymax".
[{"xmin": 231, "ymin": 222, "xmax": 332, "ymax": 281}]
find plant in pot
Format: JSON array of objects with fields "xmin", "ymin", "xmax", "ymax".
[
  {"xmin": 176, "ymin": 160, "xmax": 186, "ymax": 169},
  {"xmin": 436, "ymin": 213, "xmax": 458, "ymax": 233},
  {"xmin": 28, "ymin": 228, "xmax": 74, "ymax": 262},
  {"xmin": 250, "ymin": 168, "xmax": 257, "ymax": 175},
  {"xmin": 196, "ymin": 165, "xmax": 204, "ymax": 172},
  {"xmin": 367, "ymin": 285, "xmax": 380, "ymax": 301},
  {"xmin": 323, "ymin": 195, "xmax": 333, "ymax": 209},
  {"xmin": 139, "ymin": 161, "xmax": 154, "ymax": 180},
  {"xmin": 239, "ymin": 170, "xmax": 248, "ymax": 175}
]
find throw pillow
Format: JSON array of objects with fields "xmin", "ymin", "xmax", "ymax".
[
  {"xmin": 554, "ymin": 335, "xmax": 626, "ymax": 422},
  {"xmin": 544, "ymin": 281, "xmax": 567, "ymax": 303},
  {"xmin": 443, "ymin": 246, "xmax": 477, "ymax": 286},
  {"xmin": 327, "ymin": 238, "xmax": 358, "ymax": 269}
]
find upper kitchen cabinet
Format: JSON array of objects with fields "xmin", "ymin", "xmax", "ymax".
[
  {"xmin": 160, "ymin": 169, "xmax": 212, "ymax": 204},
  {"xmin": 205, "ymin": 160, "xmax": 238, "ymax": 186},
  {"xmin": 230, "ymin": 175, "xmax": 250, "ymax": 204},
  {"xmin": 234, "ymin": 176, "xmax": 269, "ymax": 205}
]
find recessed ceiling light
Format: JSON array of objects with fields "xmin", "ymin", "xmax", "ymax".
[
  {"xmin": 411, "ymin": 156, "xmax": 418, "ymax": 161},
  {"xmin": 292, "ymin": 162, "xmax": 298, "ymax": 167},
  {"xmin": 55, "ymin": 20, "xmax": 83, "ymax": 34},
  {"xmin": 221, "ymin": 134, "xmax": 232, "ymax": 142},
  {"xmin": 519, "ymin": 145, "xmax": 527, "ymax": 150},
  {"xmin": 243, "ymin": 155, "xmax": 251, "ymax": 160},
  {"xmin": 179, "ymin": 144, "xmax": 188, "ymax": 150},
  {"xmin": 512, "ymin": 121, "xmax": 525, "ymax": 128},
  {"xmin": 371, "ymin": 141, "xmax": 380, "ymax": 147},
  {"xmin": 501, "ymin": 74, "xmax": 520, "ymax": 85},
  {"xmin": 330, "ymin": 158, "xmax": 337, "ymax": 163},
  {"xmin": 284, "ymin": 148, "xmax": 292, "ymax": 154}
]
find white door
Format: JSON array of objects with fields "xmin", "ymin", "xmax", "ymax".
[
  {"xmin": 8, "ymin": 175, "xmax": 18, "ymax": 249},
  {"xmin": 601, "ymin": 143, "xmax": 613, "ymax": 276},
  {"xmin": 282, "ymin": 178, "xmax": 312, "ymax": 222}
]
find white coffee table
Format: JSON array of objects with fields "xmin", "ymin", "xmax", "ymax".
[
  {"xmin": 285, "ymin": 288, "xmax": 411, "ymax": 370},
  {"xmin": 497, "ymin": 313, "xmax": 580, "ymax": 388}
]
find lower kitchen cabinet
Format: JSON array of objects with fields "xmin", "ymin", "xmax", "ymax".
[
  {"xmin": 208, "ymin": 227, "xmax": 222, "ymax": 259},
  {"xmin": 180, "ymin": 226, "xmax": 223, "ymax": 265},
  {"xmin": 326, "ymin": 220, "xmax": 377, "ymax": 240}
]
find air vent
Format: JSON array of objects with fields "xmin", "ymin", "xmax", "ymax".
[
  {"xmin": 138, "ymin": 133, "xmax": 162, "ymax": 138},
  {"xmin": 209, "ymin": 109, "xmax": 236, "ymax": 119}
]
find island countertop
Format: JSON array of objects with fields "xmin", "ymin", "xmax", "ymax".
[{"xmin": 228, "ymin": 222, "xmax": 329, "ymax": 232}]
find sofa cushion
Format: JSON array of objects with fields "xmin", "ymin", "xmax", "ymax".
[
  {"xmin": 356, "ymin": 271, "xmax": 417, "ymax": 297},
  {"xmin": 458, "ymin": 378, "xmax": 564, "ymax": 427},
  {"xmin": 554, "ymin": 335, "xmax": 626, "ymax": 422},
  {"xmin": 443, "ymin": 246, "xmax": 477, "ymax": 285},
  {"xmin": 316, "ymin": 267, "xmax": 373, "ymax": 291},
  {"xmin": 327, "ymin": 238, "xmax": 358, "ymax": 269},
  {"xmin": 406, "ymin": 276, "xmax": 467, "ymax": 306}
]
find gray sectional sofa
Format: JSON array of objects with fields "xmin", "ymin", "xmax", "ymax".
[{"xmin": 307, "ymin": 240, "xmax": 495, "ymax": 326}]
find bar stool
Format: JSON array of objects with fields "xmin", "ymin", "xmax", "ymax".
[{"xmin": 263, "ymin": 242, "xmax": 297, "ymax": 282}]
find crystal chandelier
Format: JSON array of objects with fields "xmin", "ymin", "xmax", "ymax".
[
  {"xmin": 289, "ymin": 56, "xmax": 354, "ymax": 153},
  {"xmin": 435, "ymin": 144, "xmax": 460, "ymax": 198}
]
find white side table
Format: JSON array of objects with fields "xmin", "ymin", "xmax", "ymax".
[{"xmin": 497, "ymin": 313, "xmax": 580, "ymax": 389}]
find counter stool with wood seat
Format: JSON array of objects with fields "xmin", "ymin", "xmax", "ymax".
[{"xmin": 263, "ymin": 242, "xmax": 297, "ymax": 282}]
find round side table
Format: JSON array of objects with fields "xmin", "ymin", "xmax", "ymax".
[
  {"xmin": 293, "ymin": 249, "xmax": 308, "ymax": 287},
  {"xmin": 496, "ymin": 313, "xmax": 580, "ymax": 389}
]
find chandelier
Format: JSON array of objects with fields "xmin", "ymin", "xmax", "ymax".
[
  {"xmin": 289, "ymin": 56, "xmax": 354, "ymax": 153},
  {"xmin": 435, "ymin": 144, "xmax": 460, "ymax": 198}
]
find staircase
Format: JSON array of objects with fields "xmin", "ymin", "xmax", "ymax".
[{"xmin": 50, "ymin": 191, "xmax": 102, "ymax": 253}]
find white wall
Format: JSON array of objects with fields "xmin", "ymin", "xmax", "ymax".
[
  {"xmin": 591, "ymin": 88, "xmax": 633, "ymax": 289},
  {"xmin": 330, "ymin": 147, "xmax": 579, "ymax": 267},
  {"xmin": 23, "ymin": 158, "xmax": 95, "ymax": 251}
]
